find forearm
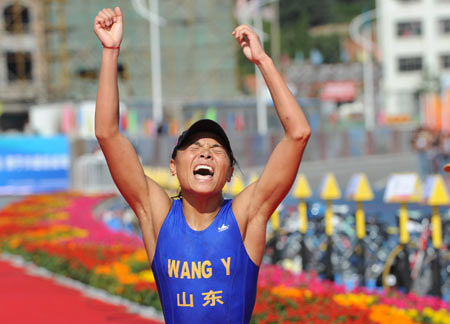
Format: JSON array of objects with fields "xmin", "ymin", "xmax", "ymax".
[
  {"xmin": 95, "ymin": 48, "xmax": 120, "ymax": 139},
  {"xmin": 257, "ymin": 56, "xmax": 310, "ymax": 139}
]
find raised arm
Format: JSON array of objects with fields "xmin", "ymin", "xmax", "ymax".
[
  {"xmin": 94, "ymin": 8, "xmax": 171, "ymax": 249},
  {"xmin": 232, "ymin": 25, "xmax": 310, "ymax": 264}
]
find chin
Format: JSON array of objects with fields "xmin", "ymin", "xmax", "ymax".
[{"xmin": 190, "ymin": 183, "xmax": 222, "ymax": 196}]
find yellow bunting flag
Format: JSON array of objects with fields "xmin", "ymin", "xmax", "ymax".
[
  {"xmin": 346, "ymin": 173, "xmax": 374, "ymax": 201},
  {"xmin": 319, "ymin": 173, "xmax": 341, "ymax": 200},
  {"xmin": 293, "ymin": 174, "xmax": 312, "ymax": 199},
  {"xmin": 230, "ymin": 174, "xmax": 245, "ymax": 196},
  {"xmin": 423, "ymin": 175, "xmax": 450, "ymax": 206}
]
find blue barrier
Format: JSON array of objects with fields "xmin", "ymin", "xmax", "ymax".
[{"xmin": 0, "ymin": 135, "xmax": 70, "ymax": 194}]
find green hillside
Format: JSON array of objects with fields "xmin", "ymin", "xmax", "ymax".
[
  {"xmin": 238, "ymin": 0, "xmax": 376, "ymax": 81},
  {"xmin": 279, "ymin": 0, "xmax": 375, "ymax": 61},
  {"xmin": 279, "ymin": 0, "xmax": 375, "ymax": 27}
]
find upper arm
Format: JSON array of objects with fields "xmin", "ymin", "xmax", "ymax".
[
  {"xmin": 237, "ymin": 133, "xmax": 310, "ymax": 224},
  {"xmin": 231, "ymin": 134, "xmax": 309, "ymax": 265},
  {"xmin": 97, "ymin": 132, "xmax": 171, "ymax": 221}
]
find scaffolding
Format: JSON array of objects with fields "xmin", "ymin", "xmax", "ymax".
[
  {"xmin": 1, "ymin": 0, "xmax": 238, "ymax": 120},
  {"xmin": 1, "ymin": 0, "xmax": 33, "ymax": 98},
  {"xmin": 42, "ymin": 0, "xmax": 69, "ymax": 100}
]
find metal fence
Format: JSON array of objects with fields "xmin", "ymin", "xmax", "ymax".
[
  {"xmin": 72, "ymin": 152, "xmax": 118, "ymax": 194},
  {"xmin": 70, "ymin": 127, "xmax": 415, "ymax": 193}
]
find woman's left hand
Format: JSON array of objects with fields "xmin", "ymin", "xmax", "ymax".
[{"xmin": 232, "ymin": 25, "xmax": 268, "ymax": 64}]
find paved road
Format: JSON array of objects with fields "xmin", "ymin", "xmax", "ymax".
[
  {"xmin": 248, "ymin": 152, "xmax": 419, "ymax": 189},
  {"xmin": 297, "ymin": 152, "xmax": 419, "ymax": 189},
  {"xmin": 0, "ymin": 256, "xmax": 163, "ymax": 324},
  {"xmin": 0, "ymin": 196, "xmax": 20, "ymax": 212}
]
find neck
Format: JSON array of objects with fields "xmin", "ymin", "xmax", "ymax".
[{"xmin": 180, "ymin": 191, "xmax": 224, "ymax": 231}]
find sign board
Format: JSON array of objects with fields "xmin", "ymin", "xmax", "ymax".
[
  {"xmin": 384, "ymin": 173, "xmax": 422, "ymax": 203},
  {"xmin": 0, "ymin": 136, "xmax": 70, "ymax": 194},
  {"xmin": 320, "ymin": 81, "xmax": 357, "ymax": 102}
]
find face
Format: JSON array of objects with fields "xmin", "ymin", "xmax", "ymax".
[{"xmin": 170, "ymin": 132, "xmax": 234, "ymax": 196}]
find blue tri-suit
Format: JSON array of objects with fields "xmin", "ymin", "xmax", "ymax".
[{"xmin": 151, "ymin": 199, "xmax": 260, "ymax": 324}]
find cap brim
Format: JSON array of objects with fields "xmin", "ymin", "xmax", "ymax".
[
  {"xmin": 179, "ymin": 119, "xmax": 230, "ymax": 149},
  {"xmin": 444, "ymin": 163, "xmax": 450, "ymax": 172}
]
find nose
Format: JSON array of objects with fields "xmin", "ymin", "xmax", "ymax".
[{"xmin": 199, "ymin": 148, "xmax": 212, "ymax": 159}]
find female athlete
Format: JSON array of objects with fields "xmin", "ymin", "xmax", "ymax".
[{"xmin": 94, "ymin": 7, "xmax": 310, "ymax": 324}]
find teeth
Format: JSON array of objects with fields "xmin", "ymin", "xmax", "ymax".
[{"xmin": 194, "ymin": 165, "xmax": 213, "ymax": 172}]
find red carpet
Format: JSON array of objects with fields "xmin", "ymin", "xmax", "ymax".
[{"xmin": 0, "ymin": 260, "xmax": 163, "ymax": 324}]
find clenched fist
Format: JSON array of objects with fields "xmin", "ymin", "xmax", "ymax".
[
  {"xmin": 232, "ymin": 25, "xmax": 268, "ymax": 65},
  {"xmin": 94, "ymin": 7, "xmax": 123, "ymax": 48}
]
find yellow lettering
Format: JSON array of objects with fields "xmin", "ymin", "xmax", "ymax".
[
  {"xmin": 202, "ymin": 290, "xmax": 224, "ymax": 307},
  {"xmin": 180, "ymin": 261, "xmax": 191, "ymax": 279},
  {"xmin": 221, "ymin": 257, "xmax": 231, "ymax": 276},
  {"xmin": 168, "ymin": 259, "xmax": 180, "ymax": 278},
  {"xmin": 177, "ymin": 292, "xmax": 194, "ymax": 307},
  {"xmin": 191, "ymin": 261, "xmax": 202, "ymax": 279},
  {"xmin": 202, "ymin": 260, "xmax": 212, "ymax": 278}
]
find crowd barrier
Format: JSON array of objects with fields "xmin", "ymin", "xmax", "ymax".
[
  {"xmin": 72, "ymin": 152, "xmax": 118, "ymax": 194},
  {"xmin": 70, "ymin": 126, "xmax": 415, "ymax": 169}
]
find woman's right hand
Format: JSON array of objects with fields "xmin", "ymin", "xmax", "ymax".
[{"xmin": 93, "ymin": 7, "xmax": 123, "ymax": 48}]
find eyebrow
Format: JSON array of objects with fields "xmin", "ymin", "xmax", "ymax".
[{"xmin": 192, "ymin": 141, "xmax": 223, "ymax": 148}]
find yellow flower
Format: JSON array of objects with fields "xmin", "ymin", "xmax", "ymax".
[
  {"xmin": 333, "ymin": 293, "xmax": 376, "ymax": 310},
  {"xmin": 7, "ymin": 237, "xmax": 22, "ymax": 249},
  {"xmin": 138, "ymin": 270, "xmax": 155, "ymax": 283},
  {"xmin": 421, "ymin": 307, "xmax": 450, "ymax": 324}
]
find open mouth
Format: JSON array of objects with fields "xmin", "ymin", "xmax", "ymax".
[{"xmin": 193, "ymin": 165, "xmax": 214, "ymax": 179}]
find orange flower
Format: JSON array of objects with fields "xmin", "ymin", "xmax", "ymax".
[
  {"xmin": 369, "ymin": 304, "xmax": 421, "ymax": 324},
  {"xmin": 270, "ymin": 285, "xmax": 312, "ymax": 299}
]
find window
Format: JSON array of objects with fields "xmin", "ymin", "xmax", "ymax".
[
  {"xmin": 3, "ymin": 4, "xmax": 30, "ymax": 33},
  {"xmin": 6, "ymin": 52, "xmax": 33, "ymax": 81},
  {"xmin": 441, "ymin": 54, "xmax": 450, "ymax": 69},
  {"xmin": 397, "ymin": 21, "xmax": 422, "ymax": 37},
  {"xmin": 76, "ymin": 63, "xmax": 127, "ymax": 80},
  {"xmin": 439, "ymin": 18, "xmax": 450, "ymax": 34},
  {"xmin": 398, "ymin": 57, "xmax": 422, "ymax": 71}
]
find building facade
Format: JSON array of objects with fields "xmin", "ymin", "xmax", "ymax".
[
  {"xmin": 0, "ymin": 0, "xmax": 46, "ymax": 122},
  {"xmin": 377, "ymin": 0, "xmax": 450, "ymax": 118},
  {"xmin": 0, "ymin": 0, "xmax": 238, "ymax": 130}
]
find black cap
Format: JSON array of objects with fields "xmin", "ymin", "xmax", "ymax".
[{"xmin": 171, "ymin": 119, "xmax": 235, "ymax": 165}]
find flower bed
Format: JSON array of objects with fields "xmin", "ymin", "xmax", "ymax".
[
  {"xmin": 1, "ymin": 193, "xmax": 449, "ymax": 324},
  {"xmin": 0, "ymin": 193, "xmax": 161, "ymax": 309},
  {"xmin": 253, "ymin": 266, "xmax": 450, "ymax": 324}
]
